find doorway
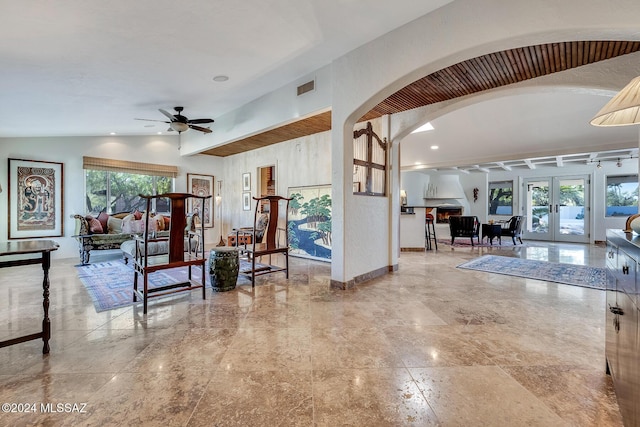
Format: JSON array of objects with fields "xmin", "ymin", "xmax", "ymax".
[
  {"xmin": 523, "ymin": 175, "xmax": 590, "ymax": 243},
  {"xmin": 258, "ymin": 165, "xmax": 276, "ymax": 213}
]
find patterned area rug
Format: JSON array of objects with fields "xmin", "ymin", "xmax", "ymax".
[
  {"xmin": 75, "ymin": 261, "xmax": 201, "ymax": 312},
  {"xmin": 457, "ymin": 255, "xmax": 607, "ymax": 290},
  {"xmin": 77, "ymin": 259, "xmax": 267, "ymax": 312}
]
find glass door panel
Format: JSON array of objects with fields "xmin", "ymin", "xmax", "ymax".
[
  {"xmin": 523, "ymin": 175, "xmax": 589, "ymax": 243},
  {"xmin": 524, "ymin": 179, "xmax": 551, "ymax": 240},
  {"xmin": 555, "ymin": 176, "xmax": 589, "ymax": 243}
]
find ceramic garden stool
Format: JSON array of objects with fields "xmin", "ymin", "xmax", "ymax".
[{"xmin": 208, "ymin": 247, "xmax": 240, "ymax": 292}]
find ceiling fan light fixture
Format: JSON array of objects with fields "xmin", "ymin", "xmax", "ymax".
[
  {"xmin": 170, "ymin": 122, "xmax": 189, "ymax": 132},
  {"xmin": 591, "ymin": 75, "xmax": 640, "ymax": 126}
]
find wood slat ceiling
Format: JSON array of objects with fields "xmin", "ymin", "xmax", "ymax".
[
  {"xmin": 202, "ymin": 111, "xmax": 332, "ymax": 156},
  {"xmin": 202, "ymin": 41, "xmax": 640, "ymax": 157}
]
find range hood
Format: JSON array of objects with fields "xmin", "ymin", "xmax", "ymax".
[{"xmin": 424, "ymin": 174, "xmax": 467, "ymax": 200}]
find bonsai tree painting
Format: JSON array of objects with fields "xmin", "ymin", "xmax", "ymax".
[{"xmin": 287, "ymin": 187, "xmax": 332, "ymax": 260}]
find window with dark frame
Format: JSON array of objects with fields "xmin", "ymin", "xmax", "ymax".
[
  {"xmin": 353, "ymin": 121, "xmax": 387, "ymax": 196},
  {"xmin": 606, "ymin": 174, "xmax": 638, "ymax": 217},
  {"xmin": 488, "ymin": 180, "xmax": 513, "ymax": 215}
]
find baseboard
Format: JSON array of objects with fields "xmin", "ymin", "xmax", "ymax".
[
  {"xmin": 330, "ymin": 265, "xmax": 391, "ymax": 290},
  {"xmin": 401, "ymin": 247, "xmax": 425, "ymax": 252}
]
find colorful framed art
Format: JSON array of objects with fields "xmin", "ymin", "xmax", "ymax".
[
  {"xmin": 8, "ymin": 158, "xmax": 64, "ymax": 239},
  {"xmin": 187, "ymin": 173, "xmax": 214, "ymax": 228}
]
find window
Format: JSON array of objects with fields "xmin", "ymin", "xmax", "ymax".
[
  {"xmin": 488, "ymin": 181, "xmax": 513, "ymax": 215},
  {"xmin": 606, "ymin": 174, "xmax": 638, "ymax": 217},
  {"xmin": 83, "ymin": 157, "xmax": 176, "ymax": 215}
]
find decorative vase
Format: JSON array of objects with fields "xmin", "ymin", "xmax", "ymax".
[{"xmin": 208, "ymin": 247, "xmax": 239, "ymax": 292}]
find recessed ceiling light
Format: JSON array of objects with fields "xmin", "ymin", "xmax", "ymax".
[
  {"xmin": 157, "ymin": 132, "xmax": 162, "ymax": 135},
  {"xmin": 430, "ymin": 145, "xmax": 439, "ymax": 150},
  {"xmin": 110, "ymin": 132, "xmax": 116, "ymax": 135},
  {"xmin": 411, "ymin": 122, "xmax": 434, "ymax": 133},
  {"xmin": 213, "ymin": 75, "xmax": 229, "ymax": 82},
  {"xmin": 415, "ymin": 161, "xmax": 421, "ymax": 165}
]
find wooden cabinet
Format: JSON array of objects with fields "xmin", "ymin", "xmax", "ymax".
[{"xmin": 605, "ymin": 230, "xmax": 640, "ymax": 426}]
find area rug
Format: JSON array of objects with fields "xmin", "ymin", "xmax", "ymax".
[
  {"xmin": 457, "ymin": 255, "xmax": 607, "ymax": 290},
  {"xmin": 77, "ymin": 259, "xmax": 269, "ymax": 312}
]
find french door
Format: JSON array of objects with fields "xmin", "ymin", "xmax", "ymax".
[{"xmin": 523, "ymin": 175, "xmax": 590, "ymax": 243}]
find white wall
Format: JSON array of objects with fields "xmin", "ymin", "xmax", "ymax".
[
  {"xmin": 0, "ymin": 136, "xmax": 223, "ymax": 260},
  {"xmin": 219, "ymin": 130, "xmax": 332, "ymax": 244}
]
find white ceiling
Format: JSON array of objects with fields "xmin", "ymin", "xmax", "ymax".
[
  {"xmin": 401, "ymin": 90, "xmax": 640, "ymax": 172},
  {"xmin": 0, "ymin": 0, "xmax": 450, "ymax": 138},
  {"xmin": 1, "ymin": 0, "xmax": 638, "ymax": 171}
]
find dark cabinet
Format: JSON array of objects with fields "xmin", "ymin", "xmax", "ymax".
[{"xmin": 606, "ymin": 230, "xmax": 640, "ymax": 426}]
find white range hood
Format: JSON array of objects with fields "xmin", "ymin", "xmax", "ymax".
[{"xmin": 424, "ymin": 174, "xmax": 467, "ymax": 202}]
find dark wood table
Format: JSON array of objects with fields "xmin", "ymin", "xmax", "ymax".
[
  {"xmin": 481, "ymin": 223, "xmax": 502, "ymax": 245},
  {"xmin": 0, "ymin": 240, "xmax": 59, "ymax": 354}
]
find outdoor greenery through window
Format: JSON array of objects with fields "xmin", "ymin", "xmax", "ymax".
[
  {"xmin": 85, "ymin": 171, "xmax": 173, "ymax": 215},
  {"xmin": 83, "ymin": 156, "xmax": 177, "ymax": 215},
  {"xmin": 606, "ymin": 174, "xmax": 638, "ymax": 217},
  {"xmin": 488, "ymin": 181, "xmax": 513, "ymax": 215}
]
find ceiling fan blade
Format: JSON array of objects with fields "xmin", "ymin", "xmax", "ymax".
[
  {"xmin": 189, "ymin": 124, "xmax": 212, "ymax": 133},
  {"xmin": 159, "ymin": 108, "xmax": 177, "ymax": 121},
  {"xmin": 167, "ymin": 127, "xmax": 174, "ymax": 132},
  {"xmin": 135, "ymin": 118, "xmax": 170, "ymax": 123},
  {"xmin": 187, "ymin": 118, "xmax": 215, "ymax": 124}
]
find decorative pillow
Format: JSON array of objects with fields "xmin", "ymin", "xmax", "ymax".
[
  {"xmin": 85, "ymin": 215, "xmax": 103, "ymax": 234},
  {"xmin": 154, "ymin": 215, "xmax": 165, "ymax": 231},
  {"xmin": 123, "ymin": 219, "xmax": 145, "ymax": 234},
  {"xmin": 132, "ymin": 209, "xmax": 143, "ymax": 220},
  {"xmin": 96, "ymin": 212, "xmax": 110, "ymax": 232},
  {"xmin": 107, "ymin": 216, "xmax": 123, "ymax": 234}
]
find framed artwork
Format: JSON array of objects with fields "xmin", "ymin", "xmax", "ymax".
[
  {"xmin": 8, "ymin": 158, "xmax": 64, "ymax": 239},
  {"xmin": 242, "ymin": 192, "xmax": 251, "ymax": 211},
  {"xmin": 287, "ymin": 184, "xmax": 331, "ymax": 261},
  {"xmin": 242, "ymin": 172, "xmax": 251, "ymax": 191},
  {"xmin": 187, "ymin": 173, "xmax": 214, "ymax": 228}
]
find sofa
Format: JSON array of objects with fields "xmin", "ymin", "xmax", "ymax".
[{"xmin": 72, "ymin": 210, "xmax": 173, "ymax": 265}]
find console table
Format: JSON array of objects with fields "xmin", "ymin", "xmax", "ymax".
[
  {"xmin": 0, "ymin": 240, "xmax": 59, "ymax": 354},
  {"xmin": 481, "ymin": 223, "xmax": 502, "ymax": 245}
]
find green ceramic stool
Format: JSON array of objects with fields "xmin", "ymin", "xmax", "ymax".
[{"xmin": 208, "ymin": 247, "xmax": 239, "ymax": 292}]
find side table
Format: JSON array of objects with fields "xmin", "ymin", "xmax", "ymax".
[
  {"xmin": 0, "ymin": 240, "xmax": 59, "ymax": 354},
  {"xmin": 481, "ymin": 223, "xmax": 502, "ymax": 245}
]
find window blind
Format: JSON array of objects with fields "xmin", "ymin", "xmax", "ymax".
[{"xmin": 83, "ymin": 156, "xmax": 178, "ymax": 178}]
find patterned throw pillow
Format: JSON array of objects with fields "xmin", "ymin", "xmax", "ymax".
[
  {"xmin": 96, "ymin": 211, "xmax": 110, "ymax": 232},
  {"xmin": 132, "ymin": 209, "xmax": 143, "ymax": 220},
  {"xmin": 85, "ymin": 215, "xmax": 103, "ymax": 234}
]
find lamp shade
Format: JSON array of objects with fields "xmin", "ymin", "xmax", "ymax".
[{"xmin": 591, "ymin": 76, "xmax": 640, "ymax": 126}]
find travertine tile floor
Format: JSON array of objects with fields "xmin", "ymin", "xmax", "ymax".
[{"xmin": 0, "ymin": 242, "xmax": 623, "ymax": 426}]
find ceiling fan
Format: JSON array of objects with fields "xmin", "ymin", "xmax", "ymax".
[{"xmin": 135, "ymin": 106, "xmax": 214, "ymax": 133}]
